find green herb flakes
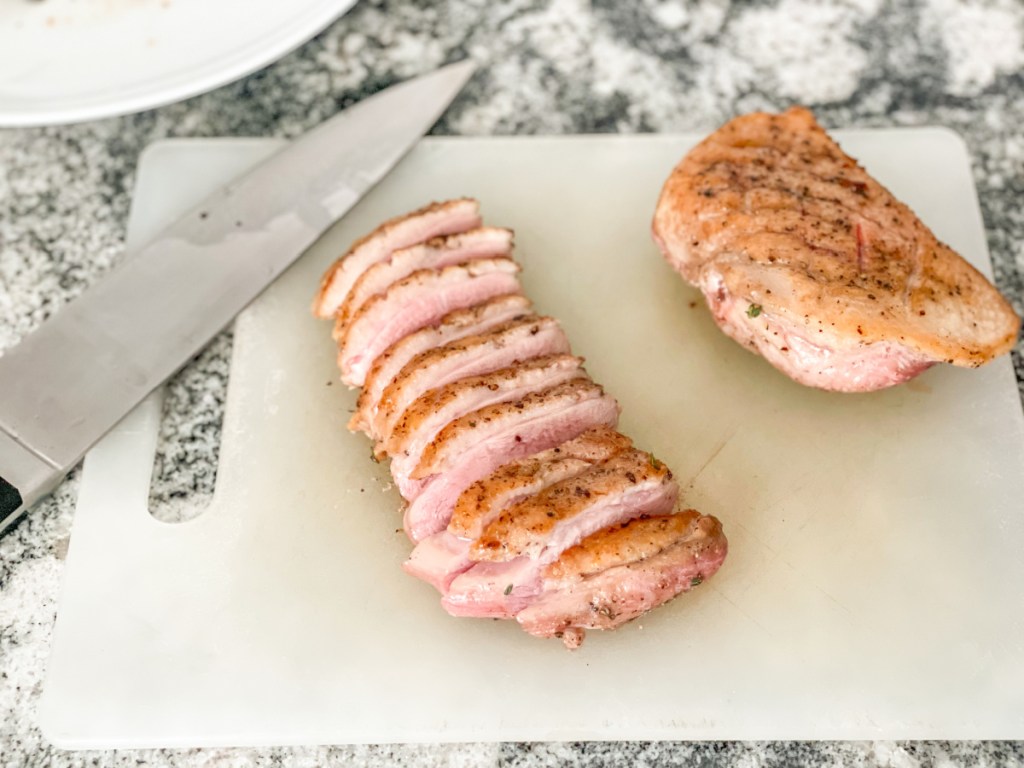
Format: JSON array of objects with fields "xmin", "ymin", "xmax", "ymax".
[
  {"xmin": 504, "ymin": 584, "xmax": 514, "ymax": 596},
  {"xmin": 746, "ymin": 303, "xmax": 763, "ymax": 318}
]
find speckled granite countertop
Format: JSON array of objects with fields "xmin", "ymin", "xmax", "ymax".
[{"xmin": 1, "ymin": 0, "xmax": 1023, "ymax": 765}]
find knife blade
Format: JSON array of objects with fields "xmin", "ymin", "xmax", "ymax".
[{"xmin": 0, "ymin": 60, "xmax": 476, "ymax": 535}]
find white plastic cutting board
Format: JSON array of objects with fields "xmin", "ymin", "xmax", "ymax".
[{"xmin": 40, "ymin": 133, "xmax": 1024, "ymax": 747}]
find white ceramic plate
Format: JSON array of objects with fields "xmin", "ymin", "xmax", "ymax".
[{"xmin": 0, "ymin": 0, "xmax": 358, "ymax": 126}]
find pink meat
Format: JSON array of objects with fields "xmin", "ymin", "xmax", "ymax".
[
  {"xmin": 517, "ymin": 515, "xmax": 728, "ymax": 647},
  {"xmin": 403, "ymin": 455, "xmax": 594, "ymax": 592},
  {"xmin": 351, "ymin": 294, "xmax": 533, "ymax": 436},
  {"xmin": 336, "ymin": 258, "xmax": 522, "ymax": 387},
  {"xmin": 449, "ymin": 426, "xmax": 634, "ymax": 541},
  {"xmin": 403, "ymin": 428, "xmax": 634, "ymax": 592},
  {"xmin": 649, "ymin": 108, "xmax": 1019, "ymax": 392},
  {"xmin": 316, "ymin": 200, "xmax": 732, "ymax": 649},
  {"xmin": 385, "ymin": 354, "xmax": 586, "ymax": 474},
  {"xmin": 402, "ymin": 531, "xmax": 473, "ymax": 593},
  {"xmin": 700, "ymin": 270, "xmax": 935, "ymax": 392},
  {"xmin": 442, "ymin": 476, "xmax": 677, "ymax": 619},
  {"xmin": 335, "ymin": 227, "xmax": 514, "ymax": 333},
  {"xmin": 373, "ymin": 316, "xmax": 571, "ymax": 446},
  {"xmin": 402, "ymin": 383, "xmax": 620, "ymax": 543},
  {"xmin": 313, "ymin": 198, "xmax": 481, "ymax": 318}
]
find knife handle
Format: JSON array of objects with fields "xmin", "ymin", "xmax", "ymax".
[{"xmin": 0, "ymin": 430, "xmax": 65, "ymax": 536}]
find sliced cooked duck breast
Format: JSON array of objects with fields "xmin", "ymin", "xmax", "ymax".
[
  {"xmin": 313, "ymin": 198, "xmax": 481, "ymax": 319},
  {"xmin": 335, "ymin": 227, "xmax": 514, "ymax": 334},
  {"xmin": 402, "ymin": 379, "xmax": 620, "ymax": 543},
  {"xmin": 404, "ymin": 427, "xmax": 633, "ymax": 592},
  {"xmin": 335, "ymin": 258, "xmax": 522, "ymax": 387},
  {"xmin": 448, "ymin": 427, "xmax": 633, "ymax": 541},
  {"xmin": 372, "ymin": 315, "xmax": 570, "ymax": 445},
  {"xmin": 316, "ymin": 200, "xmax": 729, "ymax": 648},
  {"xmin": 517, "ymin": 512, "xmax": 728, "ymax": 648},
  {"xmin": 442, "ymin": 449, "xmax": 677, "ymax": 619},
  {"xmin": 471, "ymin": 448, "xmax": 677, "ymax": 561},
  {"xmin": 351, "ymin": 294, "xmax": 532, "ymax": 435},
  {"xmin": 385, "ymin": 354, "xmax": 587, "ymax": 473}
]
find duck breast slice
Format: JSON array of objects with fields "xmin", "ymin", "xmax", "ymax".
[
  {"xmin": 441, "ymin": 449, "xmax": 677, "ymax": 619},
  {"xmin": 402, "ymin": 427, "xmax": 634, "ymax": 592},
  {"xmin": 336, "ymin": 258, "xmax": 522, "ymax": 387},
  {"xmin": 351, "ymin": 294, "xmax": 532, "ymax": 435},
  {"xmin": 335, "ymin": 227, "xmax": 514, "ymax": 333},
  {"xmin": 518, "ymin": 512, "xmax": 728, "ymax": 648},
  {"xmin": 651, "ymin": 107, "xmax": 1020, "ymax": 391},
  {"xmin": 314, "ymin": 198, "xmax": 481, "ymax": 318},
  {"xmin": 385, "ymin": 354, "xmax": 586, "ymax": 470},
  {"xmin": 402, "ymin": 380, "xmax": 620, "ymax": 543},
  {"xmin": 373, "ymin": 315, "xmax": 570, "ymax": 446}
]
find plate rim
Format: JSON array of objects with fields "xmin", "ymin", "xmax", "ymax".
[{"xmin": 0, "ymin": 0, "xmax": 357, "ymax": 127}]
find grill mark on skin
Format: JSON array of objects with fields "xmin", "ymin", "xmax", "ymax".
[
  {"xmin": 855, "ymin": 222, "xmax": 866, "ymax": 276},
  {"xmin": 903, "ymin": 240, "xmax": 923, "ymax": 309},
  {"xmin": 696, "ymin": 178, "xmax": 915, "ymax": 257}
]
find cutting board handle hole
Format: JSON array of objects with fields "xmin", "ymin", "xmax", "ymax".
[{"xmin": 147, "ymin": 333, "xmax": 231, "ymax": 523}]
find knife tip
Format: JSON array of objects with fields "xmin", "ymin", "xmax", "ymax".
[{"xmin": 440, "ymin": 58, "xmax": 477, "ymax": 84}]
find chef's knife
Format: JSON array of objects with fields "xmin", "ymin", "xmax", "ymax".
[{"xmin": 0, "ymin": 60, "xmax": 476, "ymax": 535}]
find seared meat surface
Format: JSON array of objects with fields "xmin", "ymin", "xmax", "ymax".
[
  {"xmin": 315, "ymin": 200, "xmax": 727, "ymax": 647},
  {"xmin": 336, "ymin": 257, "xmax": 522, "ymax": 387},
  {"xmin": 402, "ymin": 379, "xmax": 620, "ymax": 542},
  {"xmin": 518, "ymin": 512, "xmax": 727, "ymax": 647},
  {"xmin": 471, "ymin": 448, "xmax": 677, "ymax": 561},
  {"xmin": 404, "ymin": 426, "xmax": 633, "ymax": 593},
  {"xmin": 336, "ymin": 227, "xmax": 514, "ymax": 332},
  {"xmin": 652, "ymin": 107, "xmax": 1020, "ymax": 392},
  {"xmin": 443, "ymin": 449, "xmax": 679, "ymax": 619},
  {"xmin": 373, "ymin": 315, "xmax": 570, "ymax": 446},
  {"xmin": 313, "ymin": 198, "xmax": 481, "ymax": 319},
  {"xmin": 448, "ymin": 426, "xmax": 633, "ymax": 540},
  {"xmin": 351, "ymin": 294, "xmax": 531, "ymax": 436},
  {"xmin": 385, "ymin": 354, "xmax": 586, "ymax": 473}
]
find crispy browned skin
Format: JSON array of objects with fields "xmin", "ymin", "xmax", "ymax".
[
  {"xmin": 412, "ymin": 378, "xmax": 612, "ymax": 478},
  {"xmin": 374, "ymin": 315, "xmax": 568, "ymax": 441},
  {"xmin": 448, "ymin": 426, "xmax": 634, "ymax": 539},
  {"xmin": 316, "ymin": 199, "xmax": 731, "ymax": 647},
  {"xmin": 544, "ymin": 510, "xmax": 705, "ymax": 580},
  {"xmin": 518, "ymin": 513, "xmax": 728, "ymax": 647},
  {"xmin": 652, "ymin": 107, "xmax": 1020, "ymax": 367},
  {"xmin": 472, "ymin": 448, "xmax": 674, "ymax": 562},
  {"xmin": 351, "ymin": 294, "xmax": 533, "ymax": 434},
  {"xmin": 383, "ymin": 354, "xmax": 586, "ymax": 457}
]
